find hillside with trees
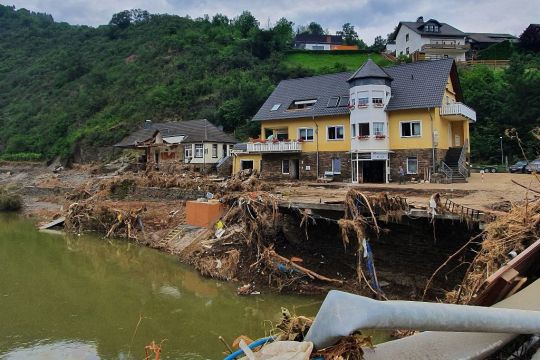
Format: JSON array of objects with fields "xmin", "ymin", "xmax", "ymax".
[
  {"xmin": 0, "ymin": 6, "xmax": 312, "ymax": 160},
  {"xmin": 0, "ymin": 5, "xmax": 538, "ymax": 163}
]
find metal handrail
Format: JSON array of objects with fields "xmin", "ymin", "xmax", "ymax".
[
  {"xmin": 439, "ymin": 161, "xmax": 452, "ymax": 183},
  {"xmin": 458, "ymin": 139, "xmax": 469, "ymax": 179}
]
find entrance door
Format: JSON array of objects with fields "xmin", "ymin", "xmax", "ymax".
[
  {"xmin": 290, "ymin": 159, "xmax": 300, "ymax": 180},
  {"xmin": 454, "ymin": 134, "xmax": 461, "ymax": 147},
  {"xmin": 352, "ymin": 161, "xmax": 358, "ymax": 183},
  {"xmin": 363, "ymin": 161, "xmax": 385, "ymax": 183},
  {"xmin": 154, "ymin": 149, "xmax": 160, "ymax": 164},
  {"xmin": 222, "ymin": 144, "xmax": 227, "ymax": 157}
]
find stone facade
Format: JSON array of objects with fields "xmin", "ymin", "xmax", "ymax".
[
  {"xmin": 389, "ymin": 148, "xmax": 447, "ymax": 182},
  {"xmin": 260, "ymin": 151, "xmax": 351, "ymax": 182}
]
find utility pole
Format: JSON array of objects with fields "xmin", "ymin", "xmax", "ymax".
[{"xmin": 500, "ymin": 136, "xmax": 504, "ymax": 165}]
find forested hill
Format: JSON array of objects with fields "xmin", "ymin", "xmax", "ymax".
[
  {"xmin": 0, "ymin": 5, "xmax": 539, "ymax": 162},
  {"xmin": 0, "ymin": 6, "xmax": 314, "ymax": 159}
]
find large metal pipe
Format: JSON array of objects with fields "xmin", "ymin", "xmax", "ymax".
[{"xmin": 305, "ymin": 290, "xmax": 540, "ymax": 349}]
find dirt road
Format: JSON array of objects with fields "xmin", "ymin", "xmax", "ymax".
[{"xmin": 282, "ymin": 173, "xmax": 539, "ymax": 212}]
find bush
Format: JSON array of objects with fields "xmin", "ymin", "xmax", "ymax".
[
  {"xmin": 0, "ymin": 187, "xmax": 23, "ymax": 211},
  {"xmin": 0, "ymin": 152, "xmax": 44, "ymax": 162},
  {"xmin": 478, "ymin": 40, "xmax": 515, "ymax": 60}
]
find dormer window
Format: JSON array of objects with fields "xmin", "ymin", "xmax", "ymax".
[
  {"xmin": 288, "ymin": 99, "xmax": 317, "ymax": 111},
  {"xmin": 338, "ymin": 96, "xmax": 349, "ymax": 107},
  {"xmin": 327, "ymin": 96, "xmax": 339, "ymax": 108}
]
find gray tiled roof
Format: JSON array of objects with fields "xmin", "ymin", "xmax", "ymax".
[
  {"xmin": 348, "ymin": 58, "xmax": 392, "ymax": 82},
  {"xmin": 466, "ymin": 32, "xmax": 518, "ymax": 43},
  {"xmin": 384, "ymin": 58, "xmax": 455, "ymax": 111},
  {"xmin": 114, "ymin": 119, "xmax": 237, "ymax": 148},
  {"xmin": 252, "ymin": 72, "xmax": 351, "ymax": 121},
  {"xmin": 399, "ymin": 20, "xmax": 466, "ymax": 38},
  {"xmin": 253, "ymin": 58, "xmax": 457, "ymax": 121}
]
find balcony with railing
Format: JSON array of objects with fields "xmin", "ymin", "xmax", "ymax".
[
  {"xmin": 421, "ymin": 43, "xmax": 470, "ymax": 51},
  {"xmin": 440, "ymin": 102, "xmax": 477, "ymax": 122},
  {"xmin": 246, "ymin": 140, "xmax": 302, "ymax": 153}
]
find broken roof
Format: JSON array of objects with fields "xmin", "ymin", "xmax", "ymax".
[
  {"xmin": 114, "ymin": 119, "xmax": 237, "ymax": 148},
  {"xmin": 253, "ymin": 58, "xmax": 459, "ymax": 121}
]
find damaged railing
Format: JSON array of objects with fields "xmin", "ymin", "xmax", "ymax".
[{"xmin": 444, "ymin": 197, "xmax": 481, "ymax": 221}]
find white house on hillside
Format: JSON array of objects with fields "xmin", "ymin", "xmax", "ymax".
[{"xmin": 391, "ymin": 17, "xmax": 469, "ymax": 61}]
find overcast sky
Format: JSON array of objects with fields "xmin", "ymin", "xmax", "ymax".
[{"xmin": 5, "ymin": 0, "xmax": 539, "ymax": 43}]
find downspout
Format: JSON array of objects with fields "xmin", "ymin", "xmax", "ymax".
[
  {"xmin": 428, "ymin": 107, "xmax": 436, "ymax": 173},
  {"xmin": 313, "ymin": 116, "xmax": 319, "ymax": 178}
]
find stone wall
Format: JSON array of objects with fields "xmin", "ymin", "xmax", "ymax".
[
  {"xmin": 260, "ymin": 151, "xmax": 351, "ymax": 182},
  {"xmin": 389, "ymin": 148, "xmax": 447, "ymax": 182}
]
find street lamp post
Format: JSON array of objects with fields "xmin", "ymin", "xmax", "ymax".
[{"xmin": 500, "ymin": 136, "xmax": 504, "ymax": 165}]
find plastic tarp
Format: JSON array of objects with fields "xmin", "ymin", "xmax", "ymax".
[{"xmin": 239, "ymin": 341, "xmax": 313, "ymax": 360}]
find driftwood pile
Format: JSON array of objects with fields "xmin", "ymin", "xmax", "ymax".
[
  {"xmin": 190, "ymin": 192, "xmax": 342, "ymax": 291},
  {"xmin": 338, "ymin": 189, "xmax": 409, "ymax": 297},
  {"xmin": 64, "ymin": 201, "xmax": 145, "ymax": 240},
  {"xmin": 447, "ymin": 199, "xmax": 540, "ymax": 304}
]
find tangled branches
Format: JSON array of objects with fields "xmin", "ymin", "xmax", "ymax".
[{"xmin": 447, "ymin": 200, "xmax": 540, "ymax": 304}]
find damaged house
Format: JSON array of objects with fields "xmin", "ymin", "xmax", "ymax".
[
  {"xmin": 115, "ymin": 119, "xmax": 237, "ymax": 172},
  {"xmin": 232, "ymin": 58, "xmax": 476, "ymax": 183}
]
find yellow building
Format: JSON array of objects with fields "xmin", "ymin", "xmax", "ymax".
[{"xmin": 233, "ymin": 59, "xmax": 475, "ymax": 183}]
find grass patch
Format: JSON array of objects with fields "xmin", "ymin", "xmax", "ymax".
[
  {"xmin": 283, "ymin": 52, "xmax": 392, "ymax": 73},
  {"xmin": 0, "ymin": 186, "xmax": 23, "ymax": 211}
]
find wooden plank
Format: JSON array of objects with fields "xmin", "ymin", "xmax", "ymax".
[{"xmin": 39, "ymin": 217, "xmax": 65, "ymax": 230}]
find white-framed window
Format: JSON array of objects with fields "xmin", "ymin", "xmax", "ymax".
[
  {"xmin": 351, "ymin": 124, "xmax": 357, "ymax": 138},
  {"xmin": 373, "ymin": 122, "xmax": 385, "ymax": 136},
  {"xmin": 358, "ymin": 123, "xmax": 370, "ymax": 136},
  {"xmin": 194, "ymin": 144, "xmax": 204, "ymax": 158},
  {"xmin": 332, "ymin": 158, "xmax": 341, "ymax": 174},
  {"xmin": 184, "ymin": 145, "xmax": 193, "ymax": 159},
  {"xmin": 405, "ymin": 33, "xmax": 409, "ymax": 42},
  {"xmin": 327, "ymin": 125, "xmax": 344, "ymax": 140},
  {"xmin": 400, "ymin": 121, "xmax": 421, "ymax": 137},
  {"xmin": 407, "ymin": 157, "xmax": 418, "ymax": 174},
  {"xmin": 358, "ymin": 91, "xmax": 369, "ymax": 107},
  {"xmin": 298, "ymin": 128, "xmax": 314, "ymax": 141},
  {"xmin": 372, "ymin": 90, "xmax": 384, "ymax": 107},
  {"xmin": 270, "ymin": 104, "xmax": 281, "ymax": 111},
  {"xmin": 212, "ymin": 144, "xmax": 218, "ymax": 158},
  {"xmin": 282, "ymin": 159, "xmax": 290, "ymax": 174}
]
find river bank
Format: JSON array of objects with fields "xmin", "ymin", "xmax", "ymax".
[{"xmin": 0, "ymin": 161, "xmax": 536, "ymax": 300}]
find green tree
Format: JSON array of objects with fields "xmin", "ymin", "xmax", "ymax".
[
  {"xmin": 272, "ymin": 17, "xmax": 294, "ymax": 50},
  {"xmin": 337, "ymin": 23, "xmax": 358, "ymax": 45},
  {"xmin": 234, "ymin": 10, "xmax": 259, "ymax": 37},
  {"xmin": 370, "ymin": 35, "xmax": 387, "ymax": 52},
  {"xmin": 307, "ymin": 21, "xmax": 324, "ymax": 36}
]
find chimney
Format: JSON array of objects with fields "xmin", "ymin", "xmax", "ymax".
[{"xmin": 416, "ymin": 16, "xmax": 424, "ymax": 23}]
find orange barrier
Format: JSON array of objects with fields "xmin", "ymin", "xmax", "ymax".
[{"xmin": 186, "ymin": 200, "xmax": 224, "ymax": 228}]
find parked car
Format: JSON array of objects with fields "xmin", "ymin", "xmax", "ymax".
[
  {"xmin": 509, "ymin": 160, "xmax": 529, "ymax": 173},
  {"xmin": 482, "ymin": 165, "xmax": 497, "ymax": 173},
  {"xmin": 526, "ymin": 159, "xmax": 540, "ymax": 173}
]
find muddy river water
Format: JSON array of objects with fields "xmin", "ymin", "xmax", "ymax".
[
  {"xmin": 0, "ymin": 214, "xmax": 389, "ymax": 359},
  {"xmin": 0, "ymin": 214, "xmax": 326, "ymax": 359}
]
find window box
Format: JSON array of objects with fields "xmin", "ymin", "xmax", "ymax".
[
  {"xmin": 271, "ymin": 138, "xmax": 280, "ymax": 144},
  {"xmin": 375, "ymin": 134, "xmax": 386, "ymax": 140},
  {"xmin": 357, "ymin": 135, "xmax": 370, "ymax": 140},
  {"xmin": 297, "ymin": 138, "xmax": 304, "ymax": 143},
  {"xmin": 357, "ymin": 104, "xmax": 368, "ymax": 109},
  {"xmin": 373, "ymin": 103, "xmax": 384, "ymax": 108}
]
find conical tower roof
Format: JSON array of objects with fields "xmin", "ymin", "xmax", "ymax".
[{"xmin": 348, "ymin": 58, "xmax": 392, "ymax": 82}]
